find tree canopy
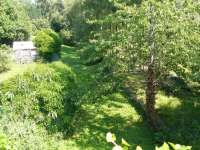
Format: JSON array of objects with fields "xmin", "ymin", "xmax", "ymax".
[{"xmin": 0, "ymin": 0, "xmax": 31, "ymax": 44}]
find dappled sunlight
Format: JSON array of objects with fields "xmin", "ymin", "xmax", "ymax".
[
  {"xmin": 0, "ymin": 0, "xmax": 199, "ymax": 149},
  {"xmin": 70, "ymin": 93, "xmax": 154, "ymax": 150},
  {"xmin": 155, "ymin": 90, "xmax": 200, "ymax": 149},
  {"xmin": 156, "ymin": 91, "xmax": 182, "ymax": 110}
]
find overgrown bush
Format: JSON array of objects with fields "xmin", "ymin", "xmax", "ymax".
[
  {"xmin": 0, "ymin": 106, "xmax": 68, "ymax": 150},
  {"xmin": 0, "ymin": 45, "xmax": 10, "ymax": 73},
  {"xmin": 50, "ymin": 15, "xmax": 67, "ymax": 33},
  {"xmin": 0, "ymin": 132, "xmax": 10, "ymax": 150},
  {"xmin": 0, "ymin": 62, "xmax": 77, "ymax": 133},
  {"xmin": 34, "ymin": 29, "xmax": 62, "ymax": 59}
]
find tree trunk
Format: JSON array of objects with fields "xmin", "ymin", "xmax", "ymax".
[
  {"xmin": 146, "ymin": 58, "xmax": 161, "ymax": 130},
  {"xmin": 145, "ymin": 3, "xmax": 162, "ymax": 131}
]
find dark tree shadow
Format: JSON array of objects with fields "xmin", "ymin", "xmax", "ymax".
[
  {"xmin": 157, "ymin": 77, "xmax": 200, "ymax": 150},
  {"xmin": 71, "ymin": 93, "xmax": 155, "ymax": 150}
]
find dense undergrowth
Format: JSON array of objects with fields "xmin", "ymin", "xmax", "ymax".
[{"xmin": 0, "ymin": 61, "xmax": 78, "ymax": 149}]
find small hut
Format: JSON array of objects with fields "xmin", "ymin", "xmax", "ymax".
[{"xmin": 13, "ymin": 41, "xmax": 38, "ymax": 64}]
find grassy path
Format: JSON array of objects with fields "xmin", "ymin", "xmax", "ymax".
[{"xmin": 60, "ymin": 46, "xmax": 155, "ymax": 150}]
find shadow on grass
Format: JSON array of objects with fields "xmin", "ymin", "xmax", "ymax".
[
  {"xmin": 60, "ymin": 46, "xmax": 155, "ymax": 149},
  {"xmin": 61, "ymin": 46, "xmax": 80, "ymax": 67},
  {"xmin": 121, "ymin": 73, "xmax": 200, "ymax": 149},
  {"xmin": 157, "ymin": 82, "xmax": 200, "ymax": 150},
  {"xmin": 72, "ymin": 93, "xmax": 155, "ymax": 150}
]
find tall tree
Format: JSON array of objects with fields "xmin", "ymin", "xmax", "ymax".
[
  {"xmin": 35, "ymin": 0, "xmax": 52, "ymax": 18},
  {"xmin": 87, "ymin": 0, "xmax": 200, "ymax": 130}
]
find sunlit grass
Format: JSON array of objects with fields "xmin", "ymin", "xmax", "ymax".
[
  {"xmin": 65, "ymin": 92, "xmax": 154, "ymax": 150},
  {"xmin": 0, "ymin": 63, "xmax": 36, "ymax": 83},
  {"xmin": 2, "ymin": 45, "xmax": 200, "ymax": 149},
  {"xmin": 156, "ymin": 91, "xmax": 182, "ymax": 110},
  {"xmin": 59, "ymin": 46, "xmax": 155, "ymax": 150}
]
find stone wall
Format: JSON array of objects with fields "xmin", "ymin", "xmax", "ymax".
[{"xmin": 13, "ymin": 49, "xmax": 38, "ymax": 64}]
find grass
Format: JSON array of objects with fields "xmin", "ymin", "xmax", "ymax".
[
  {"xmin": 1, "ymin": 45, "xmax": 200, "ymax": 149},
  {"xmin": 126, "ymin": 72, "xmax": 200, "ymax": 150},
  {"xmin": 64, "ymin": 93, "xmax": 155, "ymax": 150},
  {"xmin": 0, "ymin": 63, "xmax": 35, "ymax": 83},
  {"xmin": 60, "ymin": 46, "xmax": 155, "ymax": 150},
  {"xmin": 156, "ymin": 91, "xmax": 200, "ymax": 150},
  {"xmin": 45, "ymin": 46, "xmax": 200, "ymax": 149}
]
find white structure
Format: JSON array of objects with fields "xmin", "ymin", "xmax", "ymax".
[{"xmin": 13, "ymin": 41, "xmax": 38, "ymax": 64}]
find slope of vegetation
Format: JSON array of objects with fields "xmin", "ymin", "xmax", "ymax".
[
  {"xmin": 56, "ymin": 46, "xmax": 155, "ymax": 150},
  {"xmin": 0, "ymin": 0, "xmax": 200, "ymax": 150}
]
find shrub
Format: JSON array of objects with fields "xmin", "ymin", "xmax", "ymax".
[
  {"xmin": 50, "ymin": 16, "xmax": 67, "ymax": 33},
  {"xmin": 0, "ymin": 45, "xmax": 10, "ymax": 73},
  {"xmin": 0, "ymin": 62, "xmax": 77, "ymax": 133},
  {"xmin": 34, "ymin": 29, "xmax": 62, "ymax": 59},
  {"xmin": 0, "ymin": 132, "xmax": 10, "ymax": 150},
  {"xmin": 80, "ymin": 44, "xmax": 103, "ymax": 66},
  {"xmin": 59, "ymin": 29, "xmax": 73, "ymax": 45},
  {"xmin": 0, "ymin": 107, "xmax": 68, "ymax": 150}
]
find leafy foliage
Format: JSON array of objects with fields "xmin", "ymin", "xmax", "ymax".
[
  {"xmin": 34, "ymin": 29, "xmax": 62, "ymax": 59},
  {"xmin": 0, "ymin": 45, "xmax": 10, "ymax": 73},
  {"xmin": 106, "ymin": 132, "xmax": 192, "ymax": 150},
  {"xmin": 32, "ymin": 18, "xmax": 50, "ymax": 32},
  {"xmin": 0, "ymin": 62, "xmax": 77, "ymax": 133},
  {"xmin": 80, "ymin": 0, "xmax": 200, "ymax": 129},
  {"xmin": 0, "ymin": 133, "xmax": 10, "ymax": 150},
  {"xmin": 0, "ymin": 106, "xmax": 71, "ymax": 150},
  {"xmin": 0, "ymin": 0, "xmax": 31, "ymax": 45}
]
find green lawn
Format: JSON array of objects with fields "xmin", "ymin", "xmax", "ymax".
[
  {"xmin": 60, "ymin": 46, "xmax": 154, "ymax": 150},
  {"xmin": 1, "ymin": 46, "xmax": 200, "ymax": 149},
  {"xmin": 55, "ymin": 46, "xmax": 200, "ymax": 150},
  {"xmin": 64, "ymin": 93, "xmax": 155, "ymax": 150},
  {"xmin": 126, "ymin": 72, "xmax": 200, "ymax": 149}
]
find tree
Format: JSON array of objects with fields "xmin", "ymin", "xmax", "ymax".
[
  {"xmin": 86, "ymin": 0, "xmax": 200, "ymax": 130},
  {"xmin": 0, "ymin": 0, "xmax": 31, "ymax": 45},
  {"xmin": 20, "ymin": 0, "xmax": 41, "ymax": 19},
  {"xmin": 138, "ymin": 0, "xmax": 199, "ymax": 129},
  {"xmin": 35, "ymin": 0, "xmax": 53, "ymax": 18}
]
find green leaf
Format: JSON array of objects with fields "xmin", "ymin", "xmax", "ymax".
[
  {"xmin": 106, "ymin": 132, "xmax": 116, "ymax": 143},
  {"xmin": 168, "ymin": 142, "xmax": 192, "ymax": 150},
  {"xmin": 121, "ymin": 138, "xmax": 130, "ymax": 147},
  {"xmin": 136, "ymin": 145, "xmax": 143, "ymax": 150},
  {"xmin": 156, "ymin": 142, "xmax": 170, "ymax": 150},
  {"xmin": 112, "ymin": 134, "xmax": 116, "ymax": 142},
  {"xmin": 106, "ymin": 132, "xmax": 113, "ymax": 143},
  {"xmin": 112, "ymin": 145, "xmax": 123, "ymax": 150}
]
